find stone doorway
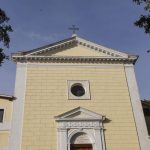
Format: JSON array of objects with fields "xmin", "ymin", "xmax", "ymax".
[{"xmin": 55, "ymin": 107, "xmax": 106, "ymax": 150}]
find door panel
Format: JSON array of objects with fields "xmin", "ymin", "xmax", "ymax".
[{"xmin": 70, "ymin": 144, "xmax": 92, "ymax": 150}]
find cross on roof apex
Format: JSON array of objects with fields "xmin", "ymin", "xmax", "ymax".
[{"xmin": 68, "ymin": 25, "xmax": 79, "ymax": 37}]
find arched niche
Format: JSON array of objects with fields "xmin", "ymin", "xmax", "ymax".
[
  {"xmin": 70, "ymin": 132, "xmax": 93, "ymax": 150},
  {"xmin": 70, "ymin": 132, "xmax": 91, "ymax": 144}
]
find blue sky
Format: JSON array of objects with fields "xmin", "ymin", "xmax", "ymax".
[{"xmin": 0, "ymin": 0, "xmax": 150, "ymax": 99}]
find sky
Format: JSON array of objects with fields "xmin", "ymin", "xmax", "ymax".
[{"xmin": 0, "ymin": 0, "xmax": 150, "ymax": 99}]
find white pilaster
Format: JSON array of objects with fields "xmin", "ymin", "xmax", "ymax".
[
  {"xmin": 58, "ymin": 128, "xmax": 68, "ymax": 150},
  {"xmin": 94, "ymin": 128, "xmax": 103, "ymax": 150},
  {"xmin": 124, "ymin": 64, "xmax": 150, "ymax": 150},
  {"xmin": 8, "ymin": 63, "xmax": 27, "ymax": 150}
]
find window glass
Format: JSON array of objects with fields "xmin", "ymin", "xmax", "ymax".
[
  {"xmin": 0, "ymin": 109, "xmax": 4, "ymax": 122},
  {"xmin": 71, "ymin": 84, "xmax": 85, "ymax": 97}
]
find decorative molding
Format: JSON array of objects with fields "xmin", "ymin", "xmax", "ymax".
[
  {"xmin": 124, "ymin": 64, "xmax": 150, "ymax": 150},
  {"xmin": 9, "ymin": 63, "xmax": 27, "ymax": 150},
  {"xmin": 76, "ymin": 37, "xmax": 128, "ymax": 58},
  {"xmin": 57, "ymin": 121, "xmax": 102, "ymax": 129},
  {"xmin": 12, "ymin": 55, "xmax": 137, "ymax": 64}
]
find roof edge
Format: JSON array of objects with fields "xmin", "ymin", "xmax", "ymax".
[
  {"xmin": 0, "ymin": 94, "xmax": 16, "ymax": 101},
  {"xmin": 12, "ymin": 36, "xmax": 76, "ymax": 56}
]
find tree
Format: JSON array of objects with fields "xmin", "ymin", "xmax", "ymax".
[
  {"xmin": 133, "ymin": 0, "xmax": 150, "ymax": 35},
  {"xmin": 0, "ymin": 8, "xmax": 13, "ymax": 65}
]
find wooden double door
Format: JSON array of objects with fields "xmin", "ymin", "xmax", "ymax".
[{"xmin": 70, "ymin": 144, "xmax": 92, "ymax": 150}]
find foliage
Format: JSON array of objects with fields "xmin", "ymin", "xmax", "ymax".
[
  {"xmin": 133, "ymin": 0, "xmax": 150, "ymax": 36},
  {"xmin": 0, "ymin": 8, "xmax": 13, "ymax": 65}
]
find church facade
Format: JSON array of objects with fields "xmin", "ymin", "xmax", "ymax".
[{"xmin": 1, "ymin": 35, "xmax": 149, "ymax": 150}]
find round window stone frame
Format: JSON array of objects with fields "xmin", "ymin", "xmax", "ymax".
[{"xmin": 67, "ymin": 80, "xmax": 91, "ymax": 100}]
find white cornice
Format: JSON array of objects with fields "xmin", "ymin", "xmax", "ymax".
[
  {"xmin": 12, "ymin": 55, "xmax": 137, "ymax": 64},
  {"xmin": 26, "ymin": 37, "xmax": 77, "ymax": 56},
  {"xmin": 0, "ymin": 94, "xmax": 15, "ymax": 101}
]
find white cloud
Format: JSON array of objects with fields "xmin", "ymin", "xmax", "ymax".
[
  {"xmin": 16, "ymin": 28, "xmax": 67, "ymax": 43},
  {"xmin": 28, "ymin": 32, "xmax": 56, "ymax": 42}
]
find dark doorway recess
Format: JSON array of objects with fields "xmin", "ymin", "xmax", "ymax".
[{"xmin": 70, "ymin": 144, "xmax": 92, "ymax": 150}]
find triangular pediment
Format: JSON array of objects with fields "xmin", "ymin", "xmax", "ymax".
[
  {"xmin": 12, "ymin": 36, "xmax": 138, "ymax": 64},
  {"xmin": 55, "ymin": 107, "xmax": 105, "ymax": 121},
  {"xmin": 13, "ymin": 36, "xmax": 129, "ymax": 58},
  {"xmin": 36, "ymin": 45, "xmax": 110, "ymax": 57}
]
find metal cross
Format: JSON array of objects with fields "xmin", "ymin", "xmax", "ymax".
[{"xmin": 68, "ymin": 25, "xmax": 79, "ymax": 34}]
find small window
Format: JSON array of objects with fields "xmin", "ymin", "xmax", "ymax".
[
  {"xmin": 68, "ymin": 80, "xmax": 90, "ymax": 100},
  {"xmin": 0, "ymin": 109, "xmax": 4, "ymax": 123}
]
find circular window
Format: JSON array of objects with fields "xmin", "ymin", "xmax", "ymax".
[{"xmin": 71, "ymin": 83, "xmax": 85, "ymax": 97}]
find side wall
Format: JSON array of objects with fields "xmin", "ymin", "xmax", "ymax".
[
  {"xmin": 0, "ymin": 98, "xmax": 13, "ymax": 149},
  {"xmin": 125, "ymin": 64, "xmax": 150, "ymax": 150},
  {"xmin": 21, "ymin": 63, "xmax": 141, "ymax": 150}
]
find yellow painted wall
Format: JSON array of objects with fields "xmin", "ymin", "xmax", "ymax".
[
  {"xmin": 21, "ymin": 64, "xmax": 140, "ymax": 150},
  {"xmin": 0, "ymin": 98, "xmax": 13, "ymax": 148},
  {"xmin": 0, "ymin": 131, "xmax": 9, "ymax": 147}
]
